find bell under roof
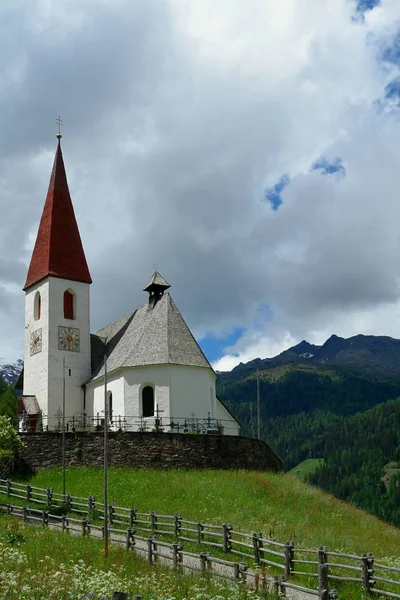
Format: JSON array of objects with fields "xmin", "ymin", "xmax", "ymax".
[{"xmin": 143, "ymin": 271, "xmax": 171, "ymax": 292}]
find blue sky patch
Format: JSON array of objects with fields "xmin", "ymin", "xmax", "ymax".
[
  {"xmin": 385, "ymin": 78, "xmax": 400, "ymax": 102},
  {"xmin": 357, "ymin": 0, "xmax": 380, "ymax": 11},
  {"xmin": 265, "ymin": 175, "xmax": 290, "ymax": 210},
  {"xmin": 312, "ymin": 157, "xmax": 345, "ymax": 177},
  {"xmin": 382, "ymin": 32, "xmax": 400, "ymax": 67},
  {"xmin": 199, "ymin": 327, "xmax": 246, "ymax": 363}
]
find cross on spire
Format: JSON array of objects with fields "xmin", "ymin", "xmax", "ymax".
[{"xmin": 56, "ymin": 116, "xmax": 63, "ymax": 139}]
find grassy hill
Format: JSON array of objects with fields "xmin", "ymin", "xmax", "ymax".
[
  {"xmin": 0, "ymin": 516, "xmax": 248, "ymax": 600},
  {"xmin": 289, "ymin": 458, "xmax": 324, "ymax": 479},
  {"xmin": 16, "ymin": 467, "xmax": 400, "ymax": 559}
]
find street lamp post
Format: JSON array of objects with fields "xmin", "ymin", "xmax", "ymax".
[
  {"xmin": 62, "ymin": 358, "xmax": 66, "ymax": 499},
  {"xmin": 102, "ymin": 338, "xmax": 109, "ymax": 557}
]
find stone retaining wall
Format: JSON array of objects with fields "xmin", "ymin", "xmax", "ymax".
[{"xmin": 19, "ymin": 432, "xmax": 282, "ymax": 472}]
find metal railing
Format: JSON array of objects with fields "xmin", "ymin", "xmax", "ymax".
[{"xmin": 16, "ymin": 412, "xmax": 240, "ymax": 436}]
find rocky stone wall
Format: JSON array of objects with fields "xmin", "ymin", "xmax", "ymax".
[{"xmin": 19, "ymin": 432, "xmax": 282, "ymax": 472}]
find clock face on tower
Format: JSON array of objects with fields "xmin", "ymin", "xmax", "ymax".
[
  {"xmin": 30, "ymin": 328, "xmax": 42, "ymax": 355},
  {"xmin": 58, "ymin": 326, "xmax": 80, "ymax": 352}
]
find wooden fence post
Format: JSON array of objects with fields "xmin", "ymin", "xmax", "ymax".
[
  {"xmin": 284, "ymin": 541, "xmax": 294, "ymax": 579},
  {"xmin": 46, "ymin": 488, "xmax": 53, "ymax": 506},
  {"xmin": 197, "ymin": 521, "xmax": 204, "ymax": 545},
  {"xmin": 108, "ymin": 503, "xmax": 115, "ymax": 525},
  {"xmin": 130, "ymin": 508, "xmax": 137, "ymax": 529},
  {"xmin": 240, "ymin": 563, "xmax": 248, "ymax": 583},
  {"xmin": 42, "ymin": 510, "xmax": 48, "ymax": 527},
  {"xmin": 6, "ymin": 480, "xmax": 11, "ymax": 496},
  {"xmin": 62, "ymin": 515, "xmax": 66, "ymax": 532},
  {"xmin": 23, "ymin": 506, "xmax": 27, "ymax": 521},
  {"xmin": 112, "ymin": 593, "xmax": 128, "ymax": 600},
  {"xmin": 65, "ymin": 494, "xmax": 72, "ymax": 513},
  {"xmin": 174, "ymin": 514, "xmax": 182, "ymax": 539},
  {"xmin": 200, "ymin": 552, "xmax": 208, "ymax": 574},
  {"xmin": 26, "ymin": 484, "xmax": 32, "ymax": 503},
  {"xmin": 252, "ymin": 532, "xmax": 260, "ymax": 564},
  {"xmin": 147, "ymin": 538, "xmax": 153, "ymax": 564},
  {"xmin": 82, "ymin": 519, "xmax": 88, "ymax": 536},
  {"xmin": 258, "ymin": 532, "xmax": 264, "ymax": 563},
  {"xmin": 172, "ymin": 543, "xmax": 181, "ymax": 569},
  {"xmin": 222, "ymin": 524, "xmax": 232, "ymax": 552},
  {"xmin": 126, "ymin": 528, "xmax": 133, "ymax": 550},
  {"xmin": 362, "ymin": 553, "xmax": 374, "ymax": 595},
  {"xmin": 88, "ymin": 495, "xmax": 95, "ymax": 516},
  {"xmin": 318, "ymin": 546, "xmax": 329, "ymax": 600},
  {"xmin": 233, "ymin": 563, "xmax": 240, "ymax": 581},
  {"xmin": 150, "ymin": 512, "xmax": 157, "ymax": 534}
]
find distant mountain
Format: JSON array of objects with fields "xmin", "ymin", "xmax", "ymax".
[
  {"xmin": 0, "ymin": 359, "xmax": 23, "ymax": 386},
  {"xmin": 229, "ymin": 334, "xmax": 400, "ymax": 376}
]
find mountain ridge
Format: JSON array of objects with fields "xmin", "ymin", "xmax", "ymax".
[{"xmin": 224, "ymin": 334, "xmax": 400, "ymax": 377}]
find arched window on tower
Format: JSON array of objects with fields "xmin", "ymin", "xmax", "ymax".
[
  {"xmin": 64, "ymin": 290, "xmax": 76, "ymax": 320},
  {"xmin": 34, "ymin": 292, "xmax": 41, "ymax": 321},
  {"xmin": 142, "ymin": 386, "xmax": 154, "ymax": 417}
]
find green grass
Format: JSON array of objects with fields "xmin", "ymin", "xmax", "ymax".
[
  {"xmin": 289, "ymin": 458, "xmax": 324, "ymax": 479},
  {"xmin": 0, "ymin": 515, "xmax": 262, "ymax": 600},
  {"xmin": 14, "ymin": 467, "xmax": 400, "ymax": 560}
]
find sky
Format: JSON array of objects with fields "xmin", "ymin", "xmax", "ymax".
[{"xmin": 1, "ymin": 0, "xmax": 400, "ymax": 372}]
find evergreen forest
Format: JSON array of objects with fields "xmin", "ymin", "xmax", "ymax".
[{"xmin": 217, "ymin": 367, "xmax": 400, "ymax": 526}]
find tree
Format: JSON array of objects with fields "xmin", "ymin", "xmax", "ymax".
[
  {"xmin": 0, "ymin": 388, "xmax": 18, "ymax": 420},
  {"xmin": 0, "ymin": 416, "xmax": 23, "ymax": 477}
]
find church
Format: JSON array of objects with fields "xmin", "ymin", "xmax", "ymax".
[{"xmin": 18, "ymin": 135, "xmax": 240, "ymax": 436}]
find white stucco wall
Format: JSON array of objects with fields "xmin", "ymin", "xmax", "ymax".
[
  {"xmin": 24, "ymin": 277, "xmax": 91, "ymax": 429},
  {"xmin": 24, "ymin": 280, "xmax": 50, "ymax": 416},
  {"xmin": 89, "ymin": 372, "xmax": 125, "ymax": 427},
  {"xmin": 86, "ymin": 363, "xmax": 239, "ymax": 435},
  {"xmin": 215, "ymin": 399, "xmax": 240, "ymax": 436}
]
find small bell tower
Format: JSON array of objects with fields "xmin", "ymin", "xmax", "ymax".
[{"xmin": 144, "ymin": 271, "xmax": 171, "ymax": 309}]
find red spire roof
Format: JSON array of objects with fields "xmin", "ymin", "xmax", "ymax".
[{"xmin": 23, "ymin": 139, "xmax": 92, "ymax": 290}]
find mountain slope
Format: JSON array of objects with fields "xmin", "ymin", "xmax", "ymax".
[
  {"xmin": 308, "ymin": 397, "xmax": 400, "ymax": 526},
  {"xmin": 0, "ymin": 359, "xmax": 23, "ymax": 386}
]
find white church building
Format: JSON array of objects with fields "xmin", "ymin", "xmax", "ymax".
[{"xmin": 18, "ymin": 136, "xmax": 240, "ymax": 437}]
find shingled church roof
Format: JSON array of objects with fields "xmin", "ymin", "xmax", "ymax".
[{"xmin": 90, "ymin": 291, "xmax": 212, "ymax": 381}]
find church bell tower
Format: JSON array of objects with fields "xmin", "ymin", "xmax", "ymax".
[{"xmin": 22, "ymin": 132, "xmax": 92, "ymax": 429}]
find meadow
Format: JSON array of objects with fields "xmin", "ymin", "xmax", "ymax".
[
  {"xmin": 16, "ymin": 467, "xmax": 400, "ymax": 560},
  {"xmin": 0, "ymin": 515, "xmax": 263, "ymax": 600}
]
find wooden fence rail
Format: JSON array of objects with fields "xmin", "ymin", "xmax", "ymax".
[{"xmin": 1, "ymin": 479, "xmax": 400, "ymax": 599}]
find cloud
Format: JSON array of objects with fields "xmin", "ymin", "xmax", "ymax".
[{"xmin": 2, "ymin": 0, "xmax": 400, "ymax": 370}]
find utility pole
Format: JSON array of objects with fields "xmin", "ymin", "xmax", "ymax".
[
  {"xmin": 250, "ymin": 401, "xmax": 255, "ymax": 439},
  {"xmin": 103, "ymin": 339, "xmax": 109, "ymax": 557},
  {"xmin": 62, "ymin": 358, "xmax": 66, "ymax": 499},
  {"xmin": 257, "ymin": 369, "xmax": 261, "ymax": 440}
]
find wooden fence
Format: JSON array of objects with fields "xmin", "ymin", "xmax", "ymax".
[{"xmin": 1, "ymin": 478, "xmax": 399, "ymax": 599}]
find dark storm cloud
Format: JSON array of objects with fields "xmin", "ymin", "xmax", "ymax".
[{"xmin": 2, "ymin": 0, "xmax": 400, "ymax": 366}]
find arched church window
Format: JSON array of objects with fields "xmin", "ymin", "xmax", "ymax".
[
  {"xmin": 64, "ymin": 290, "xmax": 76, "ymax": 320},
  {"xmin": 142, "ymin": 386, "xmax": 154, "ymax": 418},
  {"xmin": 34, "ymin": 292, "xmax": 41, "ymax": 321}
]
